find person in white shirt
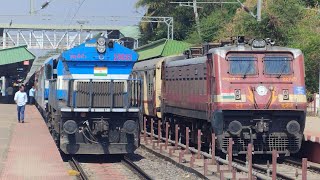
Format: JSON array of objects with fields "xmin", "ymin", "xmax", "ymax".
[
  {"xmin": 29, "ymin": 86, "xmax": 36, "ymax": 105},
  {"xmin": 14, "ymin": 86, "xmax": 28, "ymax": 123}
]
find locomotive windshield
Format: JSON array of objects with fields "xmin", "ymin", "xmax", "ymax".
[
  {"xmin": 228, "ymin": 56, "xmax": 257, "ymax": 75},
  {"xmin": 264, "ymin": 55, "xmax": 292, "ymax": 75}
]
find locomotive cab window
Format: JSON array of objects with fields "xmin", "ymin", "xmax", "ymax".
[
  {"xmin": 264, "ymin": 55, "xmax": 293, "ymax": 75},
  {"xmin": 228, "ymin": 56, "xmax": 257, "ymax": 75}
]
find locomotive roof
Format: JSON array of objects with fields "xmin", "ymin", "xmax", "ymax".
[
  {"xmin": 43, "ymin": 54, "xmax": 60, "ymax": 65},
  {"xmin": 61, "ymin": 37, "xmax": 138, "ymax": 62},
  {"xmin": 133, "ymin": 55, "xmax": 186, "ymax": 71},
  {"xmin": 165, "ymin": 56, "xmax": 207, "ymax": 67},
  {"xmin": 208, "ymin": 44, "xmax": 303, "ymax": 59}
]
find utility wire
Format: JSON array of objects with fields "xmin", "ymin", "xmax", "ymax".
[{"xmin": 68, "ymin": 0, "xmax": 86, "ymax": 26}]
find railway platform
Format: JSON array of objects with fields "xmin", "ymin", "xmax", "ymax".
[
  {"xmin": 302, "ymin": 116, "xmax": 320, "ymax": 163},
  {"xmin": 305, "ymin": 116, "xmax": 320, "ymax": 143},
  {"xmin": 0, "ymin": 104, "xmax": 71, "ymax": 180}
]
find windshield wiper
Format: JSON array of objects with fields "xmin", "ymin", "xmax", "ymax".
[
  {"xmin": 277, "ymin": 63, "xmax": 288, "ymax": 78},
  {"xmin": 243, "ymin": 63, "xmax": 252, "ymax": 79}
]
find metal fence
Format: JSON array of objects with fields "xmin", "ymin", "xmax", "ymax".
[{"xmin": 307, "ymin": 93, "xmax": 319, "ymax": 116}]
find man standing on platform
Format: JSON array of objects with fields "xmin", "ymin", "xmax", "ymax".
[
  {"xmin": 14, "ymin": 86, "xmax": 28, "ymax": 123},
  {"xmin": 29, "ymin": 86, "xmax": 35, "ymax": 105},
  {"xmin": 6, "ymin": 86, "xmax": 13, "ymax": 104}
]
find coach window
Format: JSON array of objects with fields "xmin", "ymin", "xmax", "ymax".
[
  {"xmin": 263, "ymin": 55, "xmax": 293, "ymax": 76},
  {"xmin": 45, "ymin": 64, "xmax": 52, "ymax": 80},
  {"xmin": 148, "ymin": 72, "xmax": 153, "ymax": 97},
  {"xmin": 228, "ymin": 56, "xmax": 257, "ymax": 76}
]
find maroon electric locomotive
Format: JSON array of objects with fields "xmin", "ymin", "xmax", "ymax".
[{"xmin": 134, "ymin": 37, "xmax": 307, "ymax": 155}]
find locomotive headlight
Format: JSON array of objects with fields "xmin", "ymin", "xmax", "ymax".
[
  {"xmin": 256, "ymin": 85, "xmax": 268, "ymax": 96},
  {"xmin": 97, "ymin": 45, "xmax": 106, "ymax": 53},
  {"xmin": 252, "ymin": 39, "xmax": 266, "ymax": 48},
  {"xmin": 283, "ymin": 89, "xmax": 289, "ymax": 100},
  {"xmin": 228, "ymin": 120, "xmax": 242, "ymax": 135},
  {"xmin": 286, "ymin": 120, "xmax": 300, "ymax": 135},
  {"xmin": 63, "ymin": 120, "xmax": 78, "ymax": 134},
  {"xmin": 123, "ymin": 120, "xmax": 137, "ymax": 134},
  {"xmin": 235, "ymin": 89, "xmax": 241, "ymax": 100},
  {"xmin": 97, "ymin": 37, "xmax": 106, "ymax": 46}
]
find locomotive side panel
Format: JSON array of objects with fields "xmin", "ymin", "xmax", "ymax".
[{"xmin": 163, "ymin": 57, "xmax": 208, "ymax": 120}]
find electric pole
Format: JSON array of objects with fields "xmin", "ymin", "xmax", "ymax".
[
  {"xmin": 30, "ymin": 0, "xmax": 35, "ymax": 15},
  {"xmin": 170, "ymin": 0, "xmax": 241, "ymax": 40},
  {"xmin": 237, "ymin": 0, "xmax": 262, "ymax": 22},
  {"xmin": 257, "ymin": 0, "xmax": 262, "ymax": 21},
  {"xmin": 193, "ymin": 0, "xmax": 201, "ymax": 39}
]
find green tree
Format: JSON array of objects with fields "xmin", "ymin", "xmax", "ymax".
[
  {"xmin": 136, "ymin": 0, "xmax": 320, "ymax": 93},
  {"xmin": 135, "ymin": 0, "xmax": 225, "ymax": 45},
  {"xmin": 214, "ymin": 0, "xmax": 320, "ymax": 93},
  {"xmin": 136, "ymin": 0, "xmax": 194, "ymax": 45}
]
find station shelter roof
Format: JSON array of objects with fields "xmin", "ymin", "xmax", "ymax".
[
  {"xmin": 120, "ymin": 26, "xmax": 141, "ymax": 40},
  {"xmin": 135, "ymin": 39, "xmax": 191, "ymax": 61},
  {"xmin": 0, "ymin": 45, "xmax": 35, "ymax": 78},
  {"xmin": 0, "ymin": 45, "xmax": 35, "ymax": 66}
]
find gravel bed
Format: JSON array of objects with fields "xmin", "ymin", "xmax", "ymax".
[
  {"xmin": 127, "ymin": 147, "xmax": 203, "ymax": 180},
  {"xmin": 81, "ymin": 162, "xmax": 141, "ymax": 180}
]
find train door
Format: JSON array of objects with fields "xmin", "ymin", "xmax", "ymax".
[
  {"xmin": 206, "ymin": 53, "xmax": 215, "ymax": 120},
  {"xmin": 143, "ymin": 71, "xmax": 149, "ymax": 115},
  {"xmin": 155, "ymin": 61, "xmax": 163, "ymax": 118},
  {"xmin": 147, "ymin": 70, "xmax": 155, "ymax": 116}
]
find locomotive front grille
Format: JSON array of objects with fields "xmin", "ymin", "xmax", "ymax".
[
  {"xmin": 221, "ymin": 135, "xmax": 301, "ymax": 154},
  {"xmin": 70, "ymin": 81, "xmax": 126, "ymax": 108}
]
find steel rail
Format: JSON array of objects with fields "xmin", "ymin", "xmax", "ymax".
[
  {"xmin": 233, "ymin": 158, "xmax": 294, "ymax": 180},
  {"xmin": 68, "ymin": 157, "xmax": 89, "ymax": 180},
  {"xmin": 281, "ymin": 158, "xmax": 320, "ymax": 174},
  {"xmin": 143, "ymin": 131, "xmax": 271, "ymax": 180},
  {"xmin": 122, "ymin": 155, "xmax": 152, "ymax": 180}
]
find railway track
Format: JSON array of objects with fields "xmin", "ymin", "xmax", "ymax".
[
  {"xmin": 142, "ymin": 131, "xmax": 320, "ymax": 180},
  {"xmin": 276, "ymin": 158, "xmax": 320, "ymax": 179},
  {"xmin": 68, "ymin": 157, "xmax": 89, "ymax": 180},
  {"xmin": 68, "ymin": 155, "xmax": 152, "ymax": 180},
  {"xmin": 233, "ymin": 157, "xmax": 320, "ymax": 180},
  {"xmin": 122, "ymin": 155, "xmax": 153, "ymax": 180}
]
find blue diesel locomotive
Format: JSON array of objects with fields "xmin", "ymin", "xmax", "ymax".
[{"xmin": 34, "ymin": 36, "xmax": 141, "ymax": 154}]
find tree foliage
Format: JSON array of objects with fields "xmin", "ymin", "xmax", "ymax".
[
  {"xmin": 136, "ymin": 0, "xmax": 320, "ymax": 93},
  {"xmin": 136, "ymin": 0, "xmax": 194, "ymax": 44},
  {"xmin": 215, "ymin": 0, "xmax": 320, "ymax": 93}
]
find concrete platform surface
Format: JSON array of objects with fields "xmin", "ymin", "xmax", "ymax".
[{"xmin": 0, "ymin": 104, "xmax": 71, "ymax": 180}]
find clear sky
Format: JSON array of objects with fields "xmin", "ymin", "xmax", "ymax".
[{"xmin": 0, "ymin": 0, "xmax": 145, "ymax": 26}]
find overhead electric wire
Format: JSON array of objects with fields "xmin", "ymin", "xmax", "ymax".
[{"xmin": 68, "ymin": 0, "xmax": 86, "ymax": 26}]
